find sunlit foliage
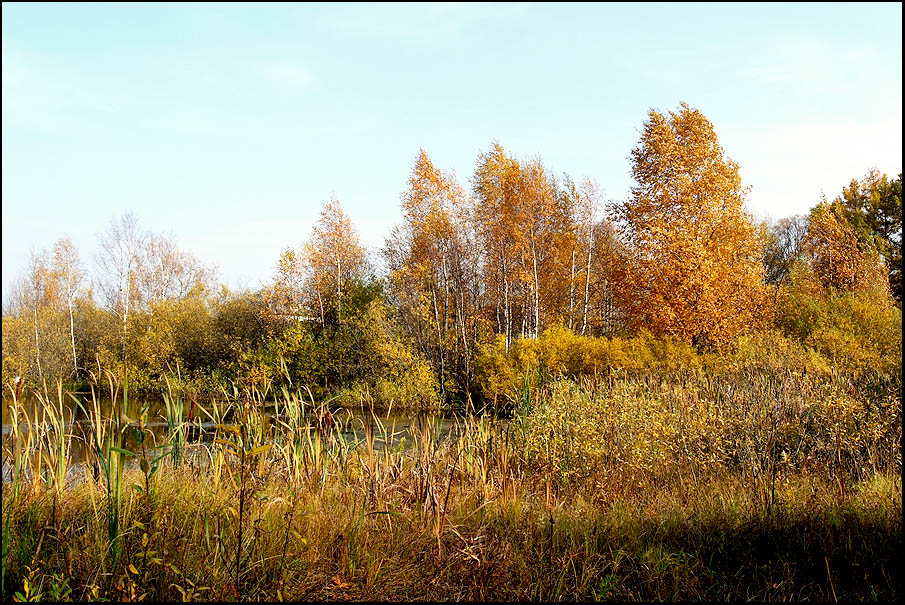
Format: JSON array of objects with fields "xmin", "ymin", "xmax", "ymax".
[
  {"xmin": 828, "ymin": 170, "xmax": 902, "ymax": 300},
  {"xmin": 609, "ymin": 103, "xmax": 767, "ymax": 348},
  {"xmin": 385, "ymin": 149, "xmax": 478, "ymax": 398},
  {"xmin": 804, "ymin": 201, "xmax": 890, "ymax": 295}
]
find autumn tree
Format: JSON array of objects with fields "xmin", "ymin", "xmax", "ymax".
[
  {"xmin": 762, "ymin": 215, "xmax": 809, "ymax": 286},
  {"xmin": 51, "ymin": 237, "xmax": 85, "ymax": 379},
  {"xmin": 514, "ymin": 158, "xmax": 573, "ymax": 339},
  {"xmin": 96, "ymin": 212, "xmax": 149, "ymax": 365},
  {"xmin": 302, "ymin": 198, "xmax": 368, "ymax": 326},
  {"xmin": 610, "ymin": 103, "xmax": 766, "ymax": 348},
  {"xmin": 273, "ymin": 247, "xmax": 307, "ymax": 319},
  {"xmin": 586, "ymin": 218, "xmax": 627, "ymax": 335},
  {"xmin": 23, "ymin": 249, "xmax": 54, "ymax": 383},
  {"xmin": 471, "ymin": 143, "xmax": 579, "ymax": 346},
  {"xmin": 472, "ymin": 143, "xmax": 518, "ymax": 349},
  {"xmin": 828, "ymin": 170, "xmax": 902, "ymax": 301},
  {"xmin": 267, "ymin": 199, "xmax": 375, "ymax": 393},
  {"xmin": 139, "ymin": 232, "xmax": 214, "ymax": 307},
  {"xmin": 562, "ymin": 177, "xmax": 605, "ymax": 334},
  {"xmin": 803, "ymin": 201, "xmax": 889, "ymax": 295},
  {"xmin": 2, "ymin": 248, "xmax": 73, "ymax": 388},
  {"xmin": 385, "ymin": 149, "xmax": 480, "ymax": 394}
]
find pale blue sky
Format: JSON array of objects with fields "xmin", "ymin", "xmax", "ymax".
[{"xmin": 3, "ymin": 2, "xmax": 902, "ymax": 300}]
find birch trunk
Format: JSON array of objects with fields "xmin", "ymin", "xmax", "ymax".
[
  {"xmin": 568, "ymin": 248, "xmax": 576, "ymax": 330},
  {"xmin": 68, "ymin": 289, "xmax": 78, "ymax": 379},
  {"xmin": 33, "ymin": 303, "xmax": 43, "ymax": 383},
  {"xmin": 582, "ymin": 245, "xmax": 592, "ymax": 335},
  {"xmin": 532, "ymin": 241, "xmax": 540, "ymax": 339}
]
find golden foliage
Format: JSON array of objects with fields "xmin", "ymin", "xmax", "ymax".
[
  {"xmin": 609, "ymin": 104, "xmax": 767, "ymax": 348},
  {"xmin": 385, "ymin": 149, "xmax": 475, "ymax": 392},
  {"xmin": 775, "ymin": 262, "xmax": 902, "ymax": 376},
  {"xmin": 803, "ymin": 202, "xmax": 889, "ymax": 294},
  {"xmin": 275, "ymin": 198, "xmax": 368, "ymax": 326},
  {"xmin": 472, "ymin": 143, "xmax": 578, "ymax": 341}
]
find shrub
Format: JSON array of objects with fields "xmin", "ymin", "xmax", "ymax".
[
  {"xmin": 775, "ymin": 263, "xmax": 902, "ymax": 376},
  {"xmin": 518, "ymin": 372, "xmax": 902, "ymax": 487}
]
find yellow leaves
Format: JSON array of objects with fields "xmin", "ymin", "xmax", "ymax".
[
  {"xmin": 247, "ymin": 444, "xmax": 273, "ymax": 457},
  {"xmin": 273, "ymin": 197, "xmax": 366, "ymax": 324},
  {"xmin": 803, "ymin": 203, "xmax": 889, "ymax": 295},
  {"xmin": 612, "ymin": 103, "xmax": 766, "ymax": 348},
  {"xmin": 214, "ymin": 438, "xmax": 238, "ymax": 452},
  {"xmin": 515, "ymin": 362, "xmax": 900, "ymax": 485}
]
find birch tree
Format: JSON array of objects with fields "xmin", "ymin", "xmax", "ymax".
[
  {"xmin": 23, "ymin": 249, "xmax": 54, "ymax": 383},
  {"xmin": 472, "ymin": 143, "xmax": 524, "ymax": 349},
  {"xmin": 386, "ymin": 149, "xmax": 478, "ymax": 393},
  {"xmin": 51, "ymin": 237, "xmax": 85, "ymax": 379},
  {"xmin": 302, "ymin": 198, "xmax": 367, "ymax": 325},
  {"xmin": 96, "ymin": 212, "xmax": 148, "ymax": 365},
  {"xmin": 139, "ymin": 232, "xmax": 212, "ymax": 305},
  {"xmin": 803, "ymin": 202, "xmax": 888, "ymax": 295}
]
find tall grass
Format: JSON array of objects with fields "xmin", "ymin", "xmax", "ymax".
[{"xmin": 1, "ymin": 365, "xmax": 901, "ymax": 601}]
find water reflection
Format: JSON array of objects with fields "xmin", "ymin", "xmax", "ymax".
[{"xmin": 2, "ymin": 395, "xmax": 463, "ymax": 484}]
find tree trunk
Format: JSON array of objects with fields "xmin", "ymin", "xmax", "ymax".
[
  {"xmin": 122, "ymin": 275, "xmax": 130, "ymax": 366},
  {"xmin": 569, "ymin": 248, "xmax": 576, "ymax": 330},
  {"xmin": 68, "ymin": 290, "xmax": 78, "ymax": 380},
  {"xmin": 582, "ymin": 244, "xmax": 592, "ymax": 335},
  {"xmin": 33, "ymin": 303, "xmax": 43, "ymax": 383},
  {"xmin": 432, "ymin": 287, "xmax": 444, "ymax": 395},
  {"xmin": 532, "ymin": 241, "xmax": 540, "ymax": 339},
  {"xmin": 503, "ymin": 269, "xmax": 511, "ymax": 352}
]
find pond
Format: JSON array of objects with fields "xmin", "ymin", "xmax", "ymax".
[{"xmin": 1, "ymin": 394, "xmax": 469, "ymax": 485}]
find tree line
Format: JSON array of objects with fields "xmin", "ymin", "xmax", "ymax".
[{"xmin": 3, "ymin": 103, "xmax": 901, "ymax": 405}]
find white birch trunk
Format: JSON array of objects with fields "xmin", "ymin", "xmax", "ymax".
[{"xmin": 33, "ymin": 303, "xmax": 43, "ymax": 382}]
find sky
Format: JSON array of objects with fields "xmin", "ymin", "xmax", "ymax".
[{"xmin": 2, "ymin": 2, "xmax": 902, "ymax": 302}]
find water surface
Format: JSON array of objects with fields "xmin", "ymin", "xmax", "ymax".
[{"xmin": 2, "ymin": 394, "xmax": 467, "ymax": 484}]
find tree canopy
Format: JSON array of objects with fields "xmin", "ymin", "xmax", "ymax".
[{"xmin": 610, "ymin": 103, "xmax": 767, "ymax": 348}]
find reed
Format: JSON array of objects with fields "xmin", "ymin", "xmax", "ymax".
[
  {"xmin": 4, "ymin": 383, "xmax": 35, "ymax": 498},
  {"xmin": 0, "ymin": 366, "xmax": 900, "ymax": 601},
  {"xmin": 161, "ymin": 376, "xmax": 186, "ymax": 468}
]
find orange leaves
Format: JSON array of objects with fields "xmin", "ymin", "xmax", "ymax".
[
  {"xmin": 330, "ymin": 576, "xmax": 351, "ymax": 590},
  {"xmin": 803, "ymin": 203, "xmax": 889, "ymax": 296},
  {"xmin": 611, "ymin": 104, "xmax": 766, "ymax": 348},
  {"xmin": 272, "ymin": 247, "xmax": 306, "ymax": 316},
  {"xmin": 385, "ymin": 150, "xmax": 478, "ymax": 387},
  {"xmin": 472, "ymin": 143, "xmax": 581, "ymax": 339},
  {"xmin": 308, "ymin": 198, "xmax": 367, "ymax": 295},
  {"xmin": 269, "ymin": 197, "xmax": 367, "ymax": 329}
]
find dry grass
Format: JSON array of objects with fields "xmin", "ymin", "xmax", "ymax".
[{"xmin": 1, "ymin": 368, "xmax": 901, "ymax": 601}]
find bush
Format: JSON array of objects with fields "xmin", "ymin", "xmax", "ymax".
[
  {"xmin": 255, "ymin": 285, "xmax": 439, "ymax": 409},
  {"xmin": 775, "ymin": 263, "xmax": 902, "ymax": 376},
  {"xmin": 518, "ymin": 371, "xmax": 902, "ymax": 487},
  {"xmin": 474, "ymin": 327, "xmax": 706, "ymax": 409}
]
